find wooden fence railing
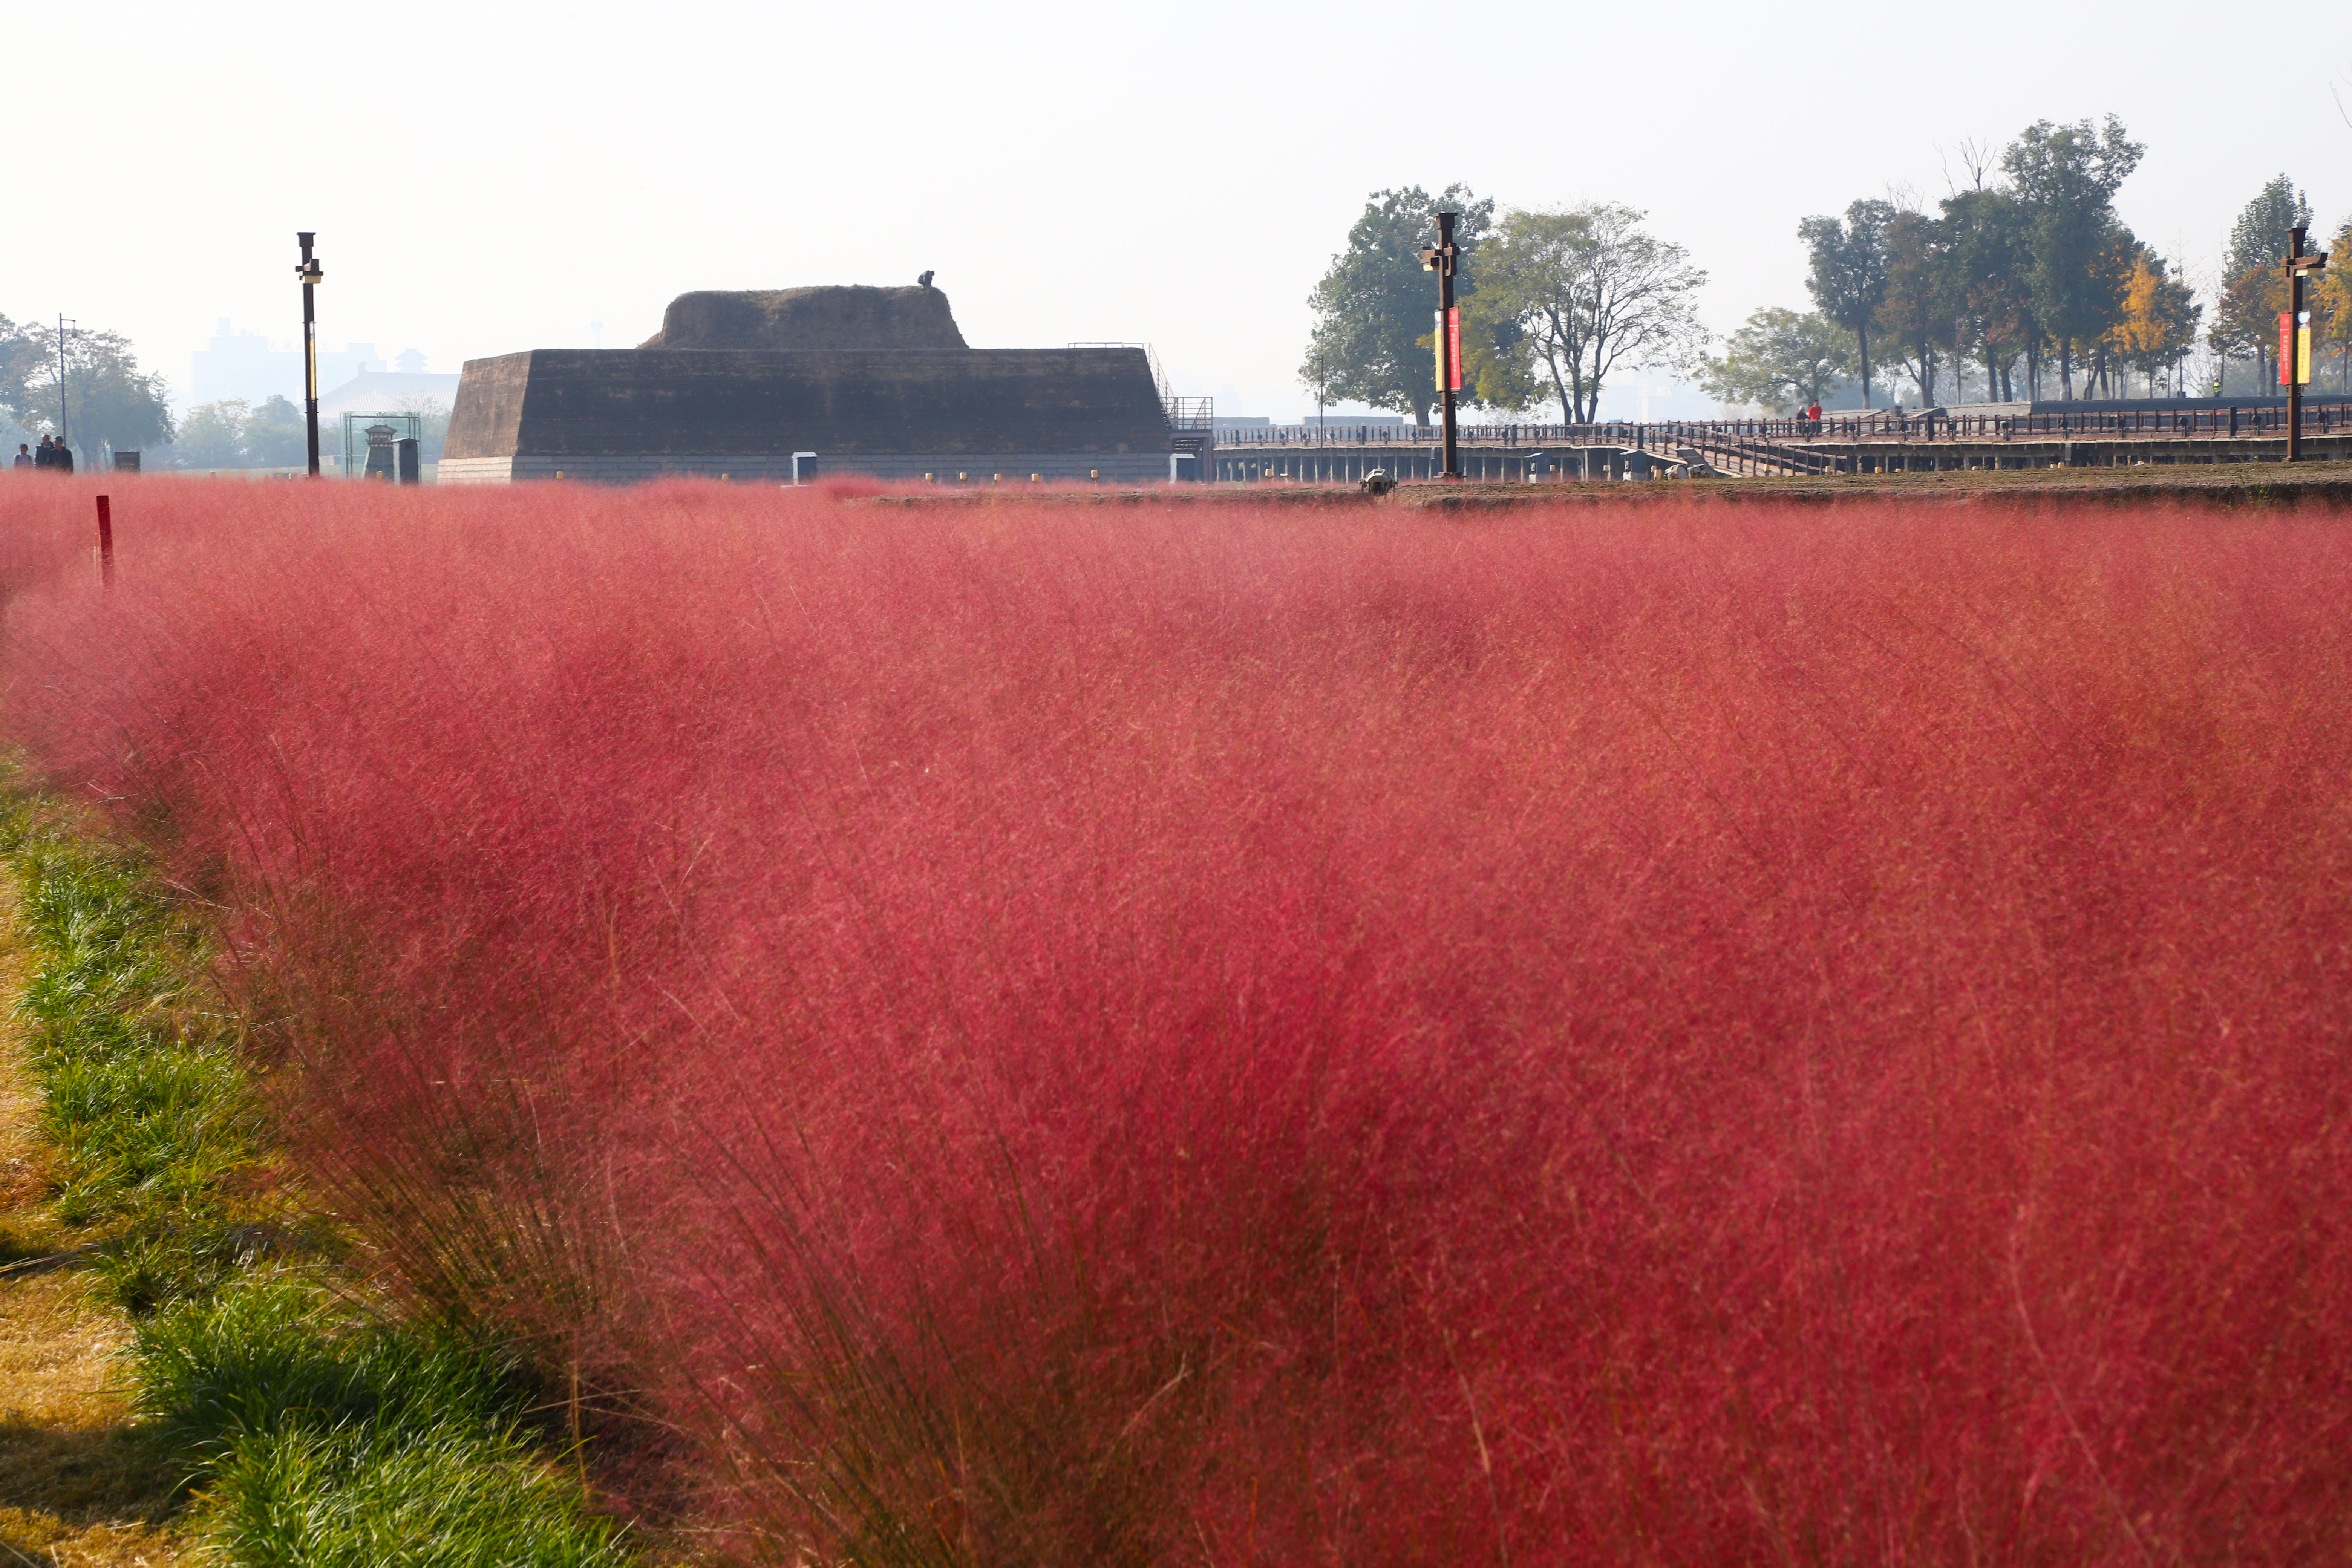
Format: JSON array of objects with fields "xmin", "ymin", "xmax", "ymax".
[{"xmin": 1212, "ymin": 404, "xmax": 2352, "ymax": 448}]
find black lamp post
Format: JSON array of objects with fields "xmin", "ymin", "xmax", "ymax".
[
  {"xmin": 296, "ymin": 232, "xmax": 324, "ymax": 477},
  {"xmin": 1420, "ymin": 213, "xmax": 1462, "ymax": 480},
  {"xmin": 2284, "ymin": 225, "xmax": 2329, "ymax": 464},
  {"xmin": 54, "ymin": 315, "xmax": 74, "ymax": 453}
]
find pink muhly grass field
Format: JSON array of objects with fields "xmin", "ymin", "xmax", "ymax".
[{"xmin": 3, "ymin": 473, "xmax": 2350, "ymax": 1564}]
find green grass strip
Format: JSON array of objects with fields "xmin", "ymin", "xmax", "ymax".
[{"xmin": 1, "ymin": 786, "xmax": 635, "ymax": 1566}]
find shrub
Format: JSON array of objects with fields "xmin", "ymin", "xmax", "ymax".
[{"xmin": 2, "ymin": 473, "xmax": 2349, "ymax": 1563}]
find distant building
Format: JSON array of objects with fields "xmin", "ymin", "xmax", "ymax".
[
  {"xmin": 190, "ymin": 320, "xmax": 300, "ymax": 406},
  {"xmin": 1302, "ymin": 413, "xmax": 1405, "ymax": 428},
  {"xmin": 1212, "ymin": 415, "xmax": 1271, "ymax": 433},
  {"xmin": 188, "ymin": 321, "xmax": 418, "ymax": 412},
  {"xmin": 317, "ymin": 344, "xmax": 385, "ymax": 390},
  {"xmin": 318, "ymin": 371, "xmax": 461, "ymax": 422}
]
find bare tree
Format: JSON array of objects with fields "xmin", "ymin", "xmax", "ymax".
[{"xmin": 1465, "ymin": 203, "xmax": 1707, "ymax": 424}]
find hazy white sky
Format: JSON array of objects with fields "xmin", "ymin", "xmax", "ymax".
[{"xmin": 16, "ymin": 0, "xmax": 2350, "ymax": 421}]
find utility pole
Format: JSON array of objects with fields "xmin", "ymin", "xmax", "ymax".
[
  {"xmin": 2283, "ymin": 225, "xmax": 2329, "ymax": 463},
  {"xmin": 55, "ymin": 315, "xmax": 74, "ymax": 450},
  {"xmin": 296, "ymin": 232, "xmax": 325, "ymax": 478},
  {"xmin": 1421, "ymin": 212, "xmax": 1462, "ymax": 479}
]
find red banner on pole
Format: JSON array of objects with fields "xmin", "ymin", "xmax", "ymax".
[
  {"xmin": 2280, "ymin": 312, "xmax": 2294, "ymax": 386},
  {"xmin": 1446, "ymin": 307, "xmax": 1462, "ymax": 392}
]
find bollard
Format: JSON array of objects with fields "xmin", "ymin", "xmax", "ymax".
[{"xmin": 95, "ymin": 495, "xmax": 114, "ymax": 589}]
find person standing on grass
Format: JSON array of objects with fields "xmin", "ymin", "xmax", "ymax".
[
  {"xmin": 32, "ymin": 436, "xmax": 54, "ymax": 470},
  {"xmin": 52, "ymin": 439, "xmax": 71, "ymax": 474},
  {"xmin": 11, "ymin": 444, "xmax": 29, "ymax": 470}
]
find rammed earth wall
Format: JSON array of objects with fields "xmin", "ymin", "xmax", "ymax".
[
  {"xmin": 444, "ymin": 347, "xmax": 1171, "ymax": 484},
  {"xmin": 436, "ymin": 452, "xmax": 1176, "ymax": 484}
]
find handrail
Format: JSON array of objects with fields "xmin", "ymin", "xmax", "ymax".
[{"xmin": 1209, "ymin": 403, "xmax": 2352, "ymax": 448}]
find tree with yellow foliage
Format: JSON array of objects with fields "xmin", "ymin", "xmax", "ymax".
[
  {"xmin": 2105, "ymin": 245, "xmax": 2200, "ymax": 396},
  {"xmin": 2314, "ymin": 219, "xmax": 2352, "ymax": 392}
]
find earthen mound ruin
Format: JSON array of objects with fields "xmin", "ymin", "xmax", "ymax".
[{"xmin": 637, "ymin": 285, "xmax": 968, "ymax": 352}]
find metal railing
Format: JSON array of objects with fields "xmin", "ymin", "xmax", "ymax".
[
  {"xmin": 1211, "ymin": 403, "xmax": 2352, "ymax": 449},
  {"xmin": 1164, "ymin": 396, "xmax": 1214, "ymax": 430}
]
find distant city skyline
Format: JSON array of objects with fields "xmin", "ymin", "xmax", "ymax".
[{"xmin": 187, "ymin": 318, "xmax": 436, "ymax": 412}]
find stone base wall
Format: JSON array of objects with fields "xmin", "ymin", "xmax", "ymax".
[{"xmin": 436, "ymin": 451, "xmax": 1179, "ymax": 486}]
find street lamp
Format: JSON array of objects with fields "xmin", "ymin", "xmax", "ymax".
[
  {"xmin": 1419, "ymin": 212, "xmax": 1462, "ymax": 480},
  {"xmin": 296, "ymin": 232, "xmax": 324, "ymax": 478},
  {"xmin": 2283, "ymin": 224, "xmax": 2329, "ymax": 464},
  {"xmin": 54, "ymin": 315, "xmax": 74, "ymax": 454}
]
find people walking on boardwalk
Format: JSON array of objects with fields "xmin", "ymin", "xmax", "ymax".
[
  {"xmin": 1805, "ymin": 401, "xmax": 1823, "ymax": 435},
  {"xmin": 11, "ymin": 444, "xmax": 29, "ymax": 470}
]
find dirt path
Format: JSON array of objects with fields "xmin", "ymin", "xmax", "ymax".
[{"xmin": 0, "ymin": 887, "xmax": 184, "ymax": 1568}]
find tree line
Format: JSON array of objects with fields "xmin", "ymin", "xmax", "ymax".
[
  {"xmin": 1300, "ymin": 187, "xmax": 1707, "ymax": 426},
  {"xmin": 1302, "ymin": 117, "xmax": 2351, "ymax": 424},
  {"xmin": 2, "ymin": 316, "xmax": 450, "ymax": 468},
  {"xmin": 0, "ymin": 315, "xmax": 176, "ymax": 458}
]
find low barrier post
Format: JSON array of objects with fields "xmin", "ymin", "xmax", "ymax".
[{"xmin": 95, "ymin": 494, "xmax": 113, "ymax": 589}]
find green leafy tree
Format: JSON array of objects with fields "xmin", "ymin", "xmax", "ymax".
[
  {"xmin": 7, "ymin": 321, "xmax": 175, "ymax": 456},
  {"xmin": 1698, "ymin": 308, "xmax": 1851, "ymax": 413},
  {"xmin": 2000, "ymin": 115, "xmax": 2144, "ymax": 398},
  {"xmin": 2226, "ymin": 175, "xmax": 2313, "ymax": 280},
  {"xmin": 0, "ymin": 315, "xmax": 45, "ymax": 426},
  {"xmin": 241, "ymin": 395, "xmax": 308, "ymax": 467},
  {"xmin": 2210, "ymin": 177, "xmax": 2314, "ymax": 390},
  {"xmin": 1302, "ymin": 185, "xmax": 1494, "ymax": 426},
  {"xmin": 1799, "ymin": 200, "xmax": 1894, "ymax": 407},
  {"xmin": 1875, "ymin": 210, "xmax": 1963, "ymax": 404},
  {"xmin": 172, "ymin": 400, "xmax": 250, "ymax": 467},
  {"xmin": 1940, "ymin": 187, "xmax": 2035, "ymax": 400},
  {"xmin": 1466, "ymin": 203, "xmax": 1707, "ymax": 424},
  {"xmin": 2210, "ymin": 260, "xmax": 2287, "ymax": 389}
]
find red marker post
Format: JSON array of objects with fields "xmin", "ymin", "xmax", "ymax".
[{"xmin": 95, "ymin": 495, "xmax": 113, "ymax": 589}]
